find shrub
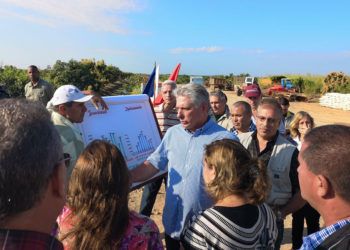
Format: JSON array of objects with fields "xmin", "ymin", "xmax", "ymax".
[{"xmin": 0, "ymin": 66, "xmax": 27, "ymax": 97}]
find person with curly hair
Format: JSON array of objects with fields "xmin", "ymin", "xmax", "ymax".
[
  {"xmin": 57, "ymin": 140, "xmax": 163, "ymax": 250},
  {"xmin": 289, "ymin": 111, "xmax": 314, "ymax": 150},
  {"xmin": 289, "ymin": 112, "xmax": 320, "ymax": 249},
  {"xmin": 182, "ymin": 139, "xmax": 278, "ymax": 249}
]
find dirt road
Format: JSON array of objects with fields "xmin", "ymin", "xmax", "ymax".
[{"xmin": 129, "ymin": 91, "xmax": 350, "ymax": 249}]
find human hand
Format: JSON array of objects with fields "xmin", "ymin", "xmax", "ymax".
[
  {"xmin": 82, "ymin": 90, "xmax": 109, "ymax": 110},
  {"xmin": 91, "ymin": 95, "xmax": 109, "ymax": 110}
]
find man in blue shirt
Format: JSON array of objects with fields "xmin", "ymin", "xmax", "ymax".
[
  {"xmin": 131, "ymin": 83, "xmax": 237, "ymax": 250},
  {"xmin": 298, "ymin": 125, "xmax": 350, "ymax": 249}
]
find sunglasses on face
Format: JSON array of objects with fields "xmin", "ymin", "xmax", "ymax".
[{"xmin": 61, "ymin": 153, "xmax": 71, "ymax": 168}]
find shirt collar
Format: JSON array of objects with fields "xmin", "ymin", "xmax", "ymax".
[
  {"xmin": 31, "ymin": 79, "xmax": 41, "ymax": 87},
  {"xmin": 301, "ymin": 218, "xmax": 350, "ymax": 249},
  {"xmin": 185, "ymin": 116, "xmax": 213, "ymax": 135},
  {"xmin": 230, "ymin": 120, "xmax": 256, "ymax": 135},
  {"xmin": 251, "ymin": 130, "xmax": 279, "ymax": 154}
]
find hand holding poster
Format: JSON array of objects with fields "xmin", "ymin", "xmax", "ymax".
[{"xmin": 78, "ymin": 94, "xmax": 164, "ymax": 188}]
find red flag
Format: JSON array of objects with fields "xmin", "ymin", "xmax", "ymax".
[
  {"xmin": 168, "ymin": 63, "xmax": 181, "ymax": 81},
  {"xmin": 154, "ymin": 63, "xmax": 181, "ymax": 106}
]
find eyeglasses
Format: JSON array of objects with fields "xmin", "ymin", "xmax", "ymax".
[{"xmin": 60, "ymin": 153, "xmax": 71, "ymax": 168}]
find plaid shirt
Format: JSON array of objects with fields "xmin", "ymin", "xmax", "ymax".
[
  {"xmin": 230, "ymin": 120, "xmax": 256, "ymax": 135},
  {"xmin": 300, "ymin": 218, "xmax": 350, "ymax": 249},
  {"xmin": 0, "ymin": 229, "xmax": 63, "ymax": 250}
]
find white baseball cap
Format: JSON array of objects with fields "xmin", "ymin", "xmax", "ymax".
[{"xmin": 50, "ymin": 85, "xmax": 93, "ymax": 106}]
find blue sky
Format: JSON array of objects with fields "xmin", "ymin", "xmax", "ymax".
[{"xmin": 0, "ymin": 0, "xmax": 349, "ymax": 76}]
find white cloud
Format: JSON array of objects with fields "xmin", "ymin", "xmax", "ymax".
[
  {"xmin": 170, "ymin": 46, "xmax": 224, "ymax": 54},
  {"xmin": 0, "ymin": 0, "xmax": 141, "ymax": 34}
]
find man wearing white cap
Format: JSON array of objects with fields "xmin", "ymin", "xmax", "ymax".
[{"xmin": 48, "ymin": 85, "xmax": 106, "ymax": 178}]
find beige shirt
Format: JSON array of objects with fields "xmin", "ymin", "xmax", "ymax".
[
  {"xmin": 25, "ymin": 79, "xmax": 54, "ymax": 106},
  {"xmin": 216, "ymin": 106, "xmax": 233, "ymax": 131},
  {"xmin": 51, "ymin": 111, "xmax": 85, "ymax": 179}
]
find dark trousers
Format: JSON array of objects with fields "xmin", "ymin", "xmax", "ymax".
[
  {"xmin": 139, "ymin": 177, "xmax": 167, "ymax": 217},
  {"xmin": 165, "ymin": 234, "xmax": 181, "ymax": 250},
  {"xmin": 275, "ymin": 218, "xmax": 284, "ymax": 250},
  {"xmin": 292, "ymin": 203, "xmax": 320, "ymax": 249}
]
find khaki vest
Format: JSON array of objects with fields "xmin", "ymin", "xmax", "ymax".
[{"xmin": 238, "ymin": 132, "xmax": 296, "ymax": 206}]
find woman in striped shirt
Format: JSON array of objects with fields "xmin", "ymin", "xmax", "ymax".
[{"xmin": 182, "ymin": 139, "xmax": 278, "ymax": 249}]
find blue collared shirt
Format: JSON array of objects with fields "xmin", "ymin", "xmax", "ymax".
[
  {"xmin": 300, "ymin": 219, "xmax": 350, "ymax": 249},
  {"xmin": 147, "ymin": 118, "xmax": 237, "ymax": 239}
]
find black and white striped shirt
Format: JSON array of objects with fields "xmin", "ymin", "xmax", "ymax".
[{"xmin": 182, "ymin": 203, "xmax": 278, "ymax": 250}]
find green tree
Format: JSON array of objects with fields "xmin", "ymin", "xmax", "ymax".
[
  {"xmin": 49, "ymin": 59, "xmax": 97, "ymax": 90},
  {"xmin": 0, "ymin": 66, "xmax": 27, "ymax": 97}
]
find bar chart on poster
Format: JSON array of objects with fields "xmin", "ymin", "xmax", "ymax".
[{"xmin": 78, "ymin": 94, "xmax": 162, "ymax": 170}]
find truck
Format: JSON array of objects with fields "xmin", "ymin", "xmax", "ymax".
[
  {"xmin": 281, "ymin": 78, "xmax": 294, "ymax": 90},
  {"xmin": 244, "ymin": 77, "xmax": 258, "ymax": 86},
  {"xmin": 236, "ymin": 77, "xmax": 259, "ymax": 96},
  {"xmin": 189, "ymin": 76, "xmax": 204, "ymax": 85},
  {"xmin": 268, "ymin": 78, "xmax": 297, "ymax": 96},
  {"xmin": 267, "ymin": 78, "xmax": 306, "ymax": 101}
]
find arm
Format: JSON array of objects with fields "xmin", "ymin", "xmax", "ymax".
[
  {"xmin": 280, "ymin": 191, "xmax": 306, "ymax": 218},
  {"xmin": 281, "ymin": 148, "xmax": 306, "ymax": 217},
  {"xmin": 130, "ymin": 161, "xmax": 159, "ymax": 183}
]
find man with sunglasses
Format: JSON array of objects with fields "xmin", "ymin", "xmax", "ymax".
[
  {"xmin": 238, "ymin": 98, "xmax": 305, "ymax": 249},
  {"xmin": 0, "ymin": 99, "xmax": 66, "ymax": 249}
]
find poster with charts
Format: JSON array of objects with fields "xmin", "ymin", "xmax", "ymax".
[{"xmin": 78, "ymin": 94, "xmax": 162, "ymax": 171}]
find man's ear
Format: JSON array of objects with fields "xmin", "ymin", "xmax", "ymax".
[
  {"xmin": 58, "ymin": 104, "xmax": 66, "ymax": 116},
  {"xmin": 50, "ymin": 164, "xmax": 67, "ymax": 199},
  {"xmin": 316, "ymin": 174, "xmax": 334, "ymax": 199},
  {"xmin": 201, "ymin": 103, "xmax": 208, "ymax": 113}
]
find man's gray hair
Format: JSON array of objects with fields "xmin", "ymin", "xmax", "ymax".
[
  {"xmin": 0, "ymin": 99, "xmax": 62, "ymax": 220},
  {"xmin": 176, "ymin": 83, "xmax": 210, "ymax": 108},
  {"xmin": 162, "ymin": 80, "xmax": 177, "ymax": 90},
  {"xmin": 209, "ymin": 90, "xmax": 227, "ymax": 103},
  {"xmin": 258, "ymin": 98, "xmax": 283, "ymax": 118}
]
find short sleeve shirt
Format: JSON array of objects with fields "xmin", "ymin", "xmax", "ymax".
[
  {"xmin": 25, "ymin": 79, "xmax": 54, "ymax": 106},
  {"xmin": 147, "ymin": 118, "xmax": 238, "ymax": 238}
]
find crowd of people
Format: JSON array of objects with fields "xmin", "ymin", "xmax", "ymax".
[{"xmin": 0, "ymin": 65, "xmax": 349, "ymax": 250}]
